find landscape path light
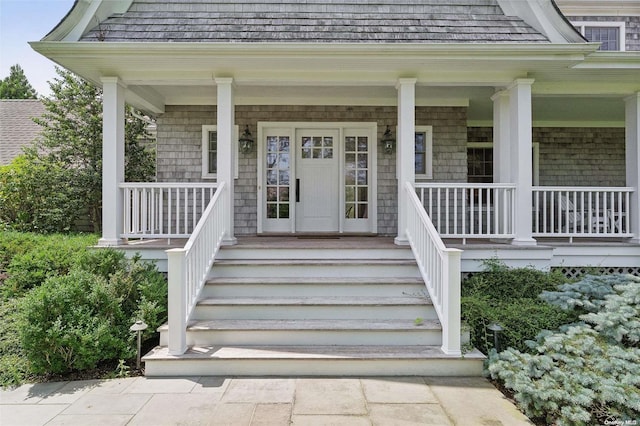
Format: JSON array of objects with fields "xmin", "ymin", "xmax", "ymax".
[{"xmin": 130, "ymin": 320, "xmax": 148, "ymax": 370}]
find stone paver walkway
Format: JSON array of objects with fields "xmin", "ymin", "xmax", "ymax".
[{"xmin": 1, "ymin": 376, "xmax": 532, "ymax": 425}]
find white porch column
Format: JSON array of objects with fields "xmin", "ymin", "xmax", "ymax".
[
  {"xmin": 395, "ymin": 78, "xmax": 416, "ymax": 245},
  {"xmin": 98, "ymin": 77, "xmax": 126, "ymax": 246},
  {"xmin": 626, "ymin": 92, "xmax": 640, "ymax": 244},
  {"xmin": 215, "ymin": 77, "xmax": 237, "ymax": 245},
  {"xmin": 492, "ymin": 90, "xmax": 513, "ymax": 238},
  {"xmin": 508, "ymin": 79, "xmax": 536, "ymax": 246},
  {"xmin": 492, "ymin": 90, "xmax": 511, "ymax": 183}
]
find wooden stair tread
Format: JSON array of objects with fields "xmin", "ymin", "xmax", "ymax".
[
  {"xmin": 205, "ymin": 277, "xmax": 425, "ymax": 285},
  {"xmin": 144, "ymin": 345, "xmax": 485, "ymax": 361},
  {"xmin": 213, "ymin": 259, "xmax": 417, "ymax": 265},
  {"xmin": 197, "ymin": 296, "xmax": 431, "ymax": 306},
  {"xmin": 157, "ymin": 319, "xmax": 441, "ymax": 331}
]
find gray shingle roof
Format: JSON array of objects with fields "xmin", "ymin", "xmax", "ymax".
[
  {"xmin": 81, "ymin": 0, "xmax": 549, "ymax": 43},
  {"xmin": 0, "ymin": 100, "xmax": 45, "ymax": 166}
]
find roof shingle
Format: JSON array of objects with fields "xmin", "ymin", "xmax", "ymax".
[
  {"xmin": 0, "ymin": 100, "xmax": 45, "ymax": 166},
  {"xmin": 81, "ymin": 0, "xmax": 549, "ymax": 43}
]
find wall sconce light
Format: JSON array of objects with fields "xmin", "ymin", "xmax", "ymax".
[
  {"xmin": 239, "ymin": 125, "xmax": 254, "ymax": 154},
  {"xmin": 381, "ymin": 125, "xmax": 396, "ymax": 154}
]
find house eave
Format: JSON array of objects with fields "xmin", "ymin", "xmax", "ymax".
[
  {"xmin": 573, "ymin": 51, "xmax": 640, "ymax": 69},
  {"xmin": 31, "ymin": 41, "xmax": 600, "ymax": 58},
  {"xmin": 30, "ymin": 41, "xmax": 599, "ymax": 90}
]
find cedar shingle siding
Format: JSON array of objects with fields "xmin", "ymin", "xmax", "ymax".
[{"xmin": 81, "ymin": 0, "xmax": 549, "ymax": 43}]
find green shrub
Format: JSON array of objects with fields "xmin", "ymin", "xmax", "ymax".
[
  {"xmin": 110, "ymin": 255, "xmax": 168, "ymax": 341},
  {"xmin": 463, "ymin": 258, "xmax": 566, "ymax": 300},
  {"xmin": 488, "ymin": 276, "xmax": 640, "ymax": 424},
  {"xmin": 0, "ymin": 233, "xmax": 167, "ymax": 386},
  {"xmin": 76, "ymin": 248, "xmax": 129, "ymax": 281},
  {"xmin": 0, "ymin": 298, "xmax": 30, "ymax": 387},
  {"xmin": 0, "ymin": 156, "xmax": 84, "ymax": 233},
  {"xmin": 2, "ymin": 233, "xmax": 98, "ymax": 298},
  {"xmin": 18, "ymin": 270, "xmax": 131, "ymax": 374},
  {"xmin": 461, "ymin": 260, "xmax": 571, "ymax": 353},
  {"xmin": 462, "ymin": 295, "xmax": 572, "ymax": 354},
  {"xmin": 0, "ymin": 231, "xmax": 44, "ymax": 271}
]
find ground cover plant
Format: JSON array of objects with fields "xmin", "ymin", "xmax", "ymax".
[
  {"xmin": 488, "ymin": 273, "xmax": 640, "ymax": 425},
  {"xmin": 0, "ymin": 232, "xmax": 167, "ymax": 387}
]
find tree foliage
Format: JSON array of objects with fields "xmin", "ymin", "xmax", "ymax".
[
  {"xmin": 0, "ymin": 64, "xmax": 37, "ymax": 99},
  {"xmin": 13, "ymin": 67, "xmax": 156, "ymax": 232},
  {"xmin": 0, "ymin": 156, "xmax": 83, "ymax": 233}
]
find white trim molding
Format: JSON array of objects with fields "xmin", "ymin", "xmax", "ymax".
[
  {"xmin": 415, "ymin": 125, "xmax": 433, "ymax": 180},
  {"xmin": 201, "ymin": 125, "xmax": 239, "ymax": 180},
  {"xmin": 571, "ymin": 21, "xmax": 626, "ymax": 51}
]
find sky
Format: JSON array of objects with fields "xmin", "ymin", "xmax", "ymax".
[{"xmin": 0, "ymin": 0, "xmax": 76, "ymax": 97}]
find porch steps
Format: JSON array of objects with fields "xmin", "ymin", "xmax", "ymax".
[
  {"xmin": 144, "ymin": 242, "xmax": 484, "ymax": 376},
  {"xmin": 143, "ymin": 345, "xmax": 485, "ymax": 376}
]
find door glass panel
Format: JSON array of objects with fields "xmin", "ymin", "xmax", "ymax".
[
  {"xmin": 345, "ymin": 136, "xmax": 369, "ymax": 219},
  {"xmin": 266, "ymin": 135, "xmax": 290, "ymax": 219}
]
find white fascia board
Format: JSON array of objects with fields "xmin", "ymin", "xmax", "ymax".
[
  {"xmin": 468, "ymin": 119, "xmax": 625, "ymax": 128},
  {"xmin": 42, "ymin": 0, "xmax": 133, "ymax": 42},
  {"xmin": 534, "ymin": 81, "xmax": 640, "ymax": 96},
  {"xmin": 572, "ymin": 52, "xmax": 640, "ymax": 69},
  {"xmin": 555, "ymin": 0, "xmax": 640, "ymax": 16},
  {"xmin": 30, "ymin": 41, "xmax": 600, "ymax": 59},
  {"xmin": 497, "ymin": 0, "xmax": 586, "ymax": 43}
]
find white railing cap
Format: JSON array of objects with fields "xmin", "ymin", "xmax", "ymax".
[{"xmin": 120, "ymin": 182, "xmax": 218, "ymax": 189}]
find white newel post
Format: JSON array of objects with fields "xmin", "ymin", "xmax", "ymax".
[
  {"xmin": 442, "ymin": 248, "xmax": 462, "ymax": 355},
  {"xmin": 215, "ymin": 78, "xmax": 237, "ymax": 245},
  {"xmin": 626, "ymin": 92, "xmax": 640, "ymax": 244},
  {"xmin": 167, "ymin": 248, "xmax": 187, "ymax": 355},
  {"xmin": 395, "ymin": 78, "xmax": 417, "ymax": 245},
  {"xmin": 98, "ymin": 77, "xmax": 125, "ymax": 246},
  {"xmin": 508, "ymin": 79, "xmax": 536, "ymax": 246}
]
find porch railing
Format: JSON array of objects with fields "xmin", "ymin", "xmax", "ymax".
[
  {"xmin": 532, "ymin": 186, "xmax": 633, "ymax": 240},
  {"xmin": 415, "ymin": 183, "xmax": 516, "ymax": 241},
  {"xmin": 166, "ymin": 182, "xmax": 229, "ymax": 355},
  {"xmin": 120, "ymin": 183, "xmax": 217, "ymax": 239},
  {"xmin": 405, "ymin": 181, "xmax": 462, "ymax": 355}
]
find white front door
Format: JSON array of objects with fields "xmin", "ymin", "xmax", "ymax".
[
  {"xmin": 259, "ymin": 122, "xmax": 377, "ymax": 235},
  {"xmin": 295, "ymin": 129, "xmax": 340, "ymax": 232}
]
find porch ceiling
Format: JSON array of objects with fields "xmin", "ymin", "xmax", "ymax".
[{"xmin": 31, "ymin": 42, "xmax": 639, "ymax": 123}]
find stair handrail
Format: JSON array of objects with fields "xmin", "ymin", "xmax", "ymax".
[
  {"xmin": 166, "ymin": 181, "xmax": 228, "ymax": 355},
  {"xmin": 404, "ymin": 181, "xmax": 462, "ymax": 355}
]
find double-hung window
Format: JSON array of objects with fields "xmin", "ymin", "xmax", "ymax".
[
  {"xmin": 202, "ymin": 125, "xmax": 239, "ymax": 180},
  {"xmin": 415, "ymin": 126, "xmax": 433, "ymax": 179},
  {"xmin": 573, "ymin": 21, "xmax": 625, "ymax": 51}
]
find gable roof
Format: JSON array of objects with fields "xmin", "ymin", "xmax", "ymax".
[
  {"xmin": 0, "ymin": 100, "xmax": 45, "ymax": 166},
  {"xmin": 77, "ymin": 0, "xmax": 551, "ymax": 44}
]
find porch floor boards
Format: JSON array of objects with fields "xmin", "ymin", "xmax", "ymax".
[{"xmin": 118, "ymin": 235, "xmax": 635, "ymax": 251}]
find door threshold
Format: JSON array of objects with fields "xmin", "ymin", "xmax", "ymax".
[{"xmin": 257, "ymin": 233, "xmax": 378, "ymax": 239}]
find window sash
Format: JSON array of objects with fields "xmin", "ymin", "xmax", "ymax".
[{"xmin": 415, "ymin": 126, "xmax": 433, "ymax": 179}]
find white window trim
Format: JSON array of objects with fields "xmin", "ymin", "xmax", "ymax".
[
  {"xmin": 201, "ymin": 124, "xmax": 239, "ymax": 180},
  {"xmin": 467, "ymin": 142, "xmax": 539, "ymax": 185},
  {"xmin": 415, "ymin": 125, "xmax": 433, "ymax": 180},
  {"xmin": 572, "ymin": 21, "xmax": 626, "ymax": 51}
]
